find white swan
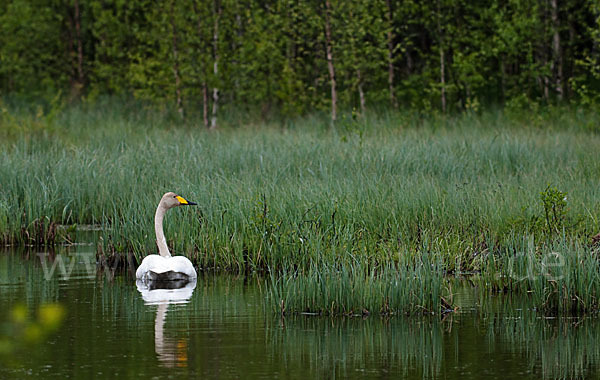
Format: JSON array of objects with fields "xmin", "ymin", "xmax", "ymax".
[{"xmin": 136, "ymin": 192, "xmax": 198, "ymax": 282}]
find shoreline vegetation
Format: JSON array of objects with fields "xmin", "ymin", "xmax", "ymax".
[{"xmin": 2, "ymin": 100, "xmax": 600, "ymax": 315}]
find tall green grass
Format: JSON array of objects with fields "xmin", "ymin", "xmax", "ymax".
[
  {"xmin": 268, "ymin": 253, "xmax": 448, "ymax": 315},
  {"xmin": 478, "ymin": 236, "xmax": 600, "ymax": 314},
  {"xmin": 2, "ymin": 101, "xmax": 600, "ymax": 313}
]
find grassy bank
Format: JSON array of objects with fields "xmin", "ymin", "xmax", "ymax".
[{"xmin": 2, "ymin": 101, "xmax": 600, "ymax": 314}]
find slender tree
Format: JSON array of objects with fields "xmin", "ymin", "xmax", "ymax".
[
  {"xmin": 191, "ymin": 0, "xmax": 211, "ymax": 127},
  {"xmin": 211, "ymin": 0, "xmax": 222, "ymax": 129},
  {"xmin": 74, "ymin": 0, "xmax": 84, "ymax": 93},
  {"xmin": 323, "ymin": 0, "xmax": 337, "ymax": 123},
  {"xmin": 65, "ymin": 0, "xmax": 86, "ymax": 98},
  {"xmin": 436, "ymin": 0, "xmax": 447, "ymax": 113},
  {"xmin": 385, "ymin": 0, "xmax": 397, "ymax": 108},
  {"xmin": 551, "ymin": 0, "xmax": 563, "ymax": 100},
  {"xmin": 170, "ymin": 0, "xmax": 184, "ymax": 117}
]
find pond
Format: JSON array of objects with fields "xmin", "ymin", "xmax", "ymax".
[{"xmin": 1, "ymin": 246, "xmax": 600, "ymax": 379}]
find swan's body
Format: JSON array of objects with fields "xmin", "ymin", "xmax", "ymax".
[
  {"xmin": 136, "ymin": 192, "xmax": 198, "ymax": 282},
  {"xmin": 136, "ymin": 255, "xmax": 196, "ymax": 281}
]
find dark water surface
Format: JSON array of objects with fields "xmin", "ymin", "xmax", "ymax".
[{"xmin": 1, "ymin": 248, "xmax": 599, "ymax": 379}]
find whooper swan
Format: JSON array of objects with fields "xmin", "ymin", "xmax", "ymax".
[{"xmin": 136, "ymin": 192, "xmax": 198, "ymax": 282}]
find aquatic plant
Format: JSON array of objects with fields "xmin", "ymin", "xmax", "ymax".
[
  {"xmin": 268, "ymin": 254, "xmax": 450, "ymax": 316},
  {"xmin": 478, "ymin": 236, "xmax": 600, "ymax": 314},
  {"xmin": 2, "ymin": 103, "xmax": 600, "ymax": 313}
]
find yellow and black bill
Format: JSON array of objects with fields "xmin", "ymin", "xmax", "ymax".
[{"xmin": 176, "ymin": 195, "xmax": 197, "ymax": 206}]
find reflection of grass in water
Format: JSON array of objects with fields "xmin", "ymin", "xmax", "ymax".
[
  {"xmin": 98, "ymin": 274, "xmax": 264, "ymax": 328},
  {"xmin": 267, "ymin": 303, "xmax": 600, "ymax": 380},
  {"xmin": 266, "ymin": 315, "xmax": 443, "ymax": 378},
  {"xmin": 4, "ymin": 251, "xmax": 600, "ymax": 380},
  {"xmin": 0, "ymin": 251, "xmax": 60, "ymax": 306},
  {"xmin": 484, "ymin": 310, "xmax": 600, "ymax": 379},
  {"xmin": 469, "ymin": 284, "xmax": 600, "ymax": 380},
  {"xmin": 0, "ymin": 251, "xmax": 261, "ymax": 328}
]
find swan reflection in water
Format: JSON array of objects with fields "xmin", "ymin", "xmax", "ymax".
[{"xmin": 136, "ymin": 278, "xmax": 197, "ymax": 368}]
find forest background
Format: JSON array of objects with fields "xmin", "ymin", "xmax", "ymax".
[{"xmin": 1, "ymin": 0, "xmax": 600, "ymax": 124}]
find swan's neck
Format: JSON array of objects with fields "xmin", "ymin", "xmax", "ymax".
[
  {"xmin": 155, "ymin": 302, "xmax": 168, "ymax": 357},
  {"xmin": 155, "ymin": 204, "xmax": 171, "ymax": 257}
]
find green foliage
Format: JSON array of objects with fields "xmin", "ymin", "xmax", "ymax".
[
  {"xmin": 540, "ymin": 185, "xmax": 568, "ymax": 235},
  {"xmin": 0, "ymin": 0, "xmax": 68, "ymax": 96},
  {"xmin": 479, "ymin": 237, "xmax": 600, "ymax": 314},
  {"xmin": 1, "ymin": 0, "xmax": 600, "ymax": 114}
]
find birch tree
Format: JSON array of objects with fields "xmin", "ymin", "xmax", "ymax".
[
  {"xmin": 210, "ymin": 0, "xmax": 222, "ymax": 129},
  {"xmin": 323, "ymin": 0, "xmax": 337, "ymax": 123}
]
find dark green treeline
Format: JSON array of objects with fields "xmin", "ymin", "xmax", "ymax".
[{"xmin": 1, "ymin": 0, "xmax": 600, "ymax": 123}]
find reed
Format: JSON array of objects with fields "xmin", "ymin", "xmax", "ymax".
[
  {"xmin": 2, "ymin": 101, "xmax": 600, "ymax": 313},
  {"xmin": 477, "ymin": 236, "xmax": 600, "ymax": 314},
  {"xmin": 267, "ymin": 254, "xmax": 449, "ymax": 316}
]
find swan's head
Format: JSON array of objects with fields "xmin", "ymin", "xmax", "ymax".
[{"xmin": 161, "ymin": 192, "xmax": 197, "ymax": 209}]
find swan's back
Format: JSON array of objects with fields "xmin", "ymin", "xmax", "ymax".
[{"xmin": 136, "ymin": 255, "xmax": 197, "ymax": 281}]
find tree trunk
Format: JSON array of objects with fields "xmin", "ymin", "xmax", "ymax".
[
  {"xmin": 385, "ymin": 0, "xmax": 397, "ymax": 108},
  {"xmin": 440, "ymin": 47, "xmax": 446, "ymax": 113},
  {"xmin": 437, "ymin": 0, "xmax": 446, "ymax": 113},
  {"xmin": 566, "ymin": 20, "xmax": 576, "ymax": 98},
  {"xmin": 211, "ymin": 0, "xmax": 221, "ymax": 129},
  {"xmin": 203, "ymin": 82, "xmax": 209, "ymax": 128},
  {"xmin": 324, "ymin": 0, "xmax": 337, "ymax": 123},
  {"xmin": 68, "ymin": 0, "xmax": 84, "ymax": 99},
  {"xmin": 500, "ymin": 57, "xmax": 507, "ymax": 103},
  {"xmin": 347, "ymin": 7, "xmax": 365, "ymax": 115},
  {"xmin": 234, "ymin": 11, "xmax": 242, "ymax": 100},
  {"xmin": 542, "ymin": 59, "xmax": 550, "ymax": 101},
  {"xmin": 551, "ymin": 0, "xmax": 563, "ymax": 100},
  {"xmin": 170, "ymin": 0, "xmax": 184, "ymax": 118},
  {"xmin": 192, "ymin": 0, "xmax": 209, "ymax": 127},
  {"xmin": 538, "ymin": 1, "xmax": 550, "ymax": 102},
  {"xmin": 74, "ymin": 0, "xmax": 84, "ymax": 89},
  {"xmin": 357, "ymin": 69, "xmax": 366, "ymax": 115}
]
